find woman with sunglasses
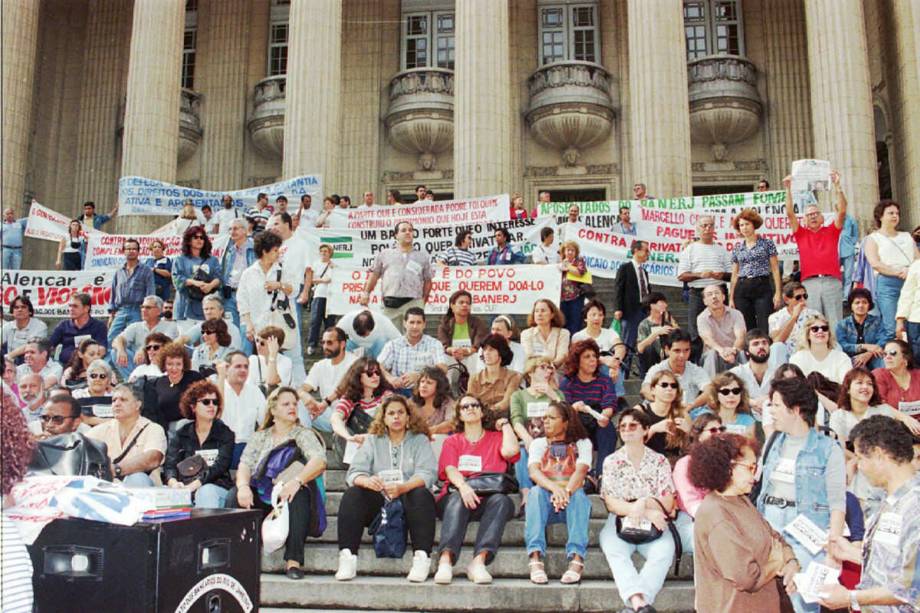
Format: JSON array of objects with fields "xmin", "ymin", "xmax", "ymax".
[
  {"xmin": 433, "ymin": 395, "xmax": 519, "ymax": 585},
  {"xmin": 599, "ymin": 409, "xmax": 677, "ymax": 613},
  {"xmin": 173, "ymin": 225, "xmax": 222, "ymax": 321},
  {"xmin": 329, "ymin": 358, "xmax": 393, "ymax": 449},
  {"xmin": 871, "ymin": 339, "xmax": 920, "ymax": 417},
  {"xmin": 510, "ymin": 356, "xmax": 564, "ymax": 512},
  {"xmin": 191, "ymin": 318, "xmax": 233, "ymax": 374},
  {"xmin": 634, "ymin": 371, "xmax": 691, "ymax": 463},
  {"xmin": 689, "ymin": 433, "xmax": 800, "ymax": 612},
  {"xmin": 467, "ymin": 334, "xmax": 522, "ymax": 419},
  {"xmin": 672, "ymin": 413, "xmax": 725, "ymax": 555},
  {"xmin": 61, "ymin": 338, "xmax": 106, "ymax": 389},
  {"xmin": 127, "ymin": 332, "xmax": 170, "ymax": 382},
  {"xmin": 164, "ymin": 380, "xmax": 235, "ymax": 508},
  {"xmin": 72, "ymin": 359, "xmax": 114, "ymax": 426},
  {"xmin": 336, "ymin": 395, "xmax": 437, "ymax": 583},
  {"xmin": 696, "ymin": 372, "xmax": 756, "ymax": 439},
  {"xmin": 524, "ymin": 400, "xmax": 592, "ymax": 585},
  {"xmin": 789, "ymin": 314, "xmax": 853, "ymax": 384},
  {"xmin": 410, "ymin": 366, "xmax": 455, "ymax": 435}
]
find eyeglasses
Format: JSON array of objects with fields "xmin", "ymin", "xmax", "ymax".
[
  {"xmin": 40, "ymin": 415, "xmax": 69, "ymax": 425},
  {"xmin": 364, "ymin": 368, "xmax": 380, "ymax": 377},
  {"xmin": 703, "ymin": 425, "xmax": 727, "ymax": 434},
  {"xmin": 657, "ymin": 381, "xmax": 679, "ymax": 389},
  {"xmin": 459, "ymin": 401, "xmax": 481, "ymax": 411},
  {"xmin": 810, "ymin": 325, "xmax": 830, "ymax": 333},
  {"xmin": 192, "ymin": 235, "xmax": 206, "ymax": 240},
  {"xmin": 88, "ymin": 373, "xmax": 108, "ymax": 380},
  {"xmin": 141, "ymin": 305, "xmax": 157, "ymax": 309},
  {"xmin": 885, "ymin": 349, "xmax": 901, "ymax": 357},
  {"xmin": 718, "ymin": 387, "xmax": 742, "ymax": 396},
  {"xmin": 145, "ymin": 344, "xmax": 162, "ymax": 351},
  {"xmin": 732, "ymin": 461, "xmax": 758, "ymax": 474},
  {"xmin": 198, "ymin": 398, "xmax": 219, "ymax": 406},
  {"xmin": 793, "ymin": 293, "xmax": 809, "ymax": 301},
  {"xmin": 619, "ymin": 422, "xmax": 641, "ymax": 432}
]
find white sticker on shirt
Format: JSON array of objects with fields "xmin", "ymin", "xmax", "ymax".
[
  {"xmin": 405, "ymin": 260, "xmax": 423, "ymax": 275},
  {"xmin": 527, "ymin": 402, "xmax": 549, "ymax": 418},
  {"xmin": 92, "ymin": 404, "xmax": 114, "ymax": 418},
  {"xmin": 874, "ymin": 512, "xmax": 902, "ymax": 548},
  {"xmin": 74, "ymin": 334, "xmax": 92, "ymax": 348},
  {"xmin": 197, "ymin": 449, "xmax": 219, "ymax": 467},
  {"xmin": 457, "ymin": 455, "xmax": 483, "ymax": 473},
  {"xmin": 771, "ymin": 458, "xmax": 796, "ymax": 484},
  {"xmin": 898, "ymin": 400, "xmax": 920, "ymax": 417},
  {"xmin": 453, "ymin": 339, "xmax": 472, "ymax": 348},
  {"xmin": 724, "ymin": 423, "xmax": 748, "ymax": 435}
]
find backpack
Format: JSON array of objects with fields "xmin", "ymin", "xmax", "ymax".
[
  {"xmin": 28, "ymin": 433, "xmax": 113, "ymax": 481},
  {"xmin": 369, "ymin": 499, "xmax": 408, "ymax": 558}
]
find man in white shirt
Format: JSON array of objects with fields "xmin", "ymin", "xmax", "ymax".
[
  {"xmin": 677, "ymin": 215, "xmax": 732, "ymax": 361},
  {"xmin": 300, "ymin": 328, "xmax": 358, "ymax": 432},
  {"xmin": 16, "ymin": 339, "xmax": 62, "ymax": 387},
  {"xmin": 268, "ymin": 212, "xmax": 311, "ymax": 385},
  {"xmin": 768, "ymin": 281, "xmax": 820, "ymax": 365},
  {"xmin": 641, "ymin": 330, "xmax": 711, "ymax": 410},
  {"xmin": 730, "ymin": 330, "xmax": 778, "ymax": 420},
  {"xmin": 697, "ymin": 284, "xmax": 747, "ymax": 376},
  {"xmin": 337, "ymin": 309, "xmax": 401, "ymax": 359},
  {"xmin": 217, "ymin": 352, "xmax": 267, "ymax": 466},
  {"xmin": 213, "ymin": 194, "xmax": 242, "ymax": 235}
]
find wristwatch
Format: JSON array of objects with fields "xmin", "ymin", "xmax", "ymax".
[
  {"xmin": 114, "ymin": 464, "xmax": 123, "ymax": 479},
  {"xmin": 848, "ymin": 591, "xmax": 859, "ymax": 611}
]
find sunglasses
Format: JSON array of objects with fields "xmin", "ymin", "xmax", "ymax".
[
  {"xmin": 619, "ymin": 421, "xmax": 641, "ymax": 432},
  {"xmin": 145, "ymin": 344, "xmax": 162, "ymax": 351},
  {"xmin": 40, "ymin": 415, "xmax": 69, "ymax": 425},
  {"xmin": 704, "ymin": 425, "xmax": 727, "ymax": 434},
  {"xmin": 885, "ymin": 349, "xmax": 901, "ymax": 357},
  {"xmin": 459, "ymin": 401, "xmax": 481, "ymax": 411},
  {"xmin": 88, "ymin": 373, "xmax": 108, "ymax": 380},
  {"xmin": 810, "ymin": 325, "xmax": 830, "ymax": 333},
  {"xmin": 657, "ymin": 382, "xmax": 679, "ymax": 389},
  {"xmin": 793, "ymin": 293, "xmax": 809, "ymax": 301},
  {"xmin": 718, "ymin": 387, "xmax": 742, "ymax": 396},
  {"xmin": 191, "ymin": 235, "xmax": 206, "ymax": 240},
  {"xmin": 198, "ymin": 398, "xmax": 219, "ymax": 406},
  {"xmin": 364, "ymin": 368, "xmax": 380, "ymax": 377}
]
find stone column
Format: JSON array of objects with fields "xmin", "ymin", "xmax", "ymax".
[
  {"xmin": 804, "ymin": 0, "xmax": 877, "ymax": 223},
  {"xmin": 120, "ymin": 0, "xmax": 185, "ymax": 233},
  {"xmin": 1, "ymin": 0, "xmax": 40, "ymax": 211},
  {"xmin": 763, "ymin": 0, "xmax": 813, "ymax": 184},
  {"xmin": 454, "ymin": 0, "xmax": 512, "ymax": 198},
  {"xmin": 626, "ymin": 0, "xmax": 692, "ymax": 198},
  {"xmin": 197, "ymin": 0, "xmax": 249, "ymax": 189},
  {"xmin": 282, "ymin": 0, "xmax": 342, "ymax": 187},
  {"xmin": 890, "ymin": 0, "xmax": 920, "ymax": 227}
]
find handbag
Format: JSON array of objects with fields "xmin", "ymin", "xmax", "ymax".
[
  {"xmin": 261, "ymin": 484, "xmax": 290, "ymax": 553},
  {"xmin": 448, "ymin": 472, "xmax": 519, "ymax": 496},
  {"xmin": 268, "ymin": 268, "xmax": 297, "ymax": 351},
  {"xmin": 272, "ymin": 459, "xmax": 328, "ymax": 538},
  {"xmin": 749, "ymin": 431, "xmax": 779, "ymax": 503},
  {"xmin": 369, "ymin": 498, "xmax": 408, "ymax": 558},
  {"xmin": 186, "ymin": 265, "xmax": 214, "ymax": 301},
  {"xmin": 615, "ymin": 497, "xmax": 671, "ymax": 544},
  {"xmin": 28, "ymin": 433, "xmax": 113, "ymax": 481},
  {"xmin": 176, "ymin": 454, "xmax": 207, "ymax": 484},
  {"xmin": 251, "ymin": 440, "xmax": 304, "ymax": 504}
]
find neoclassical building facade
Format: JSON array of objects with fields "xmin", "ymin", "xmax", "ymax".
[{"xmin": 3, "ymin": 0, "xmax": 919, "ymax": 251}]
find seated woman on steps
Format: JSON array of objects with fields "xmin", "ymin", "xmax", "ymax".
[
  {"xmin": 524, "ymin": 400, "xmax": 592, "ymax": 585},
  {"xmin": 433, "ymin": 394, "xmax": 519, "ymax": 585},
  {"xmin": 335, "ymin": 395, "xmax": 438, "ymax": 583}
]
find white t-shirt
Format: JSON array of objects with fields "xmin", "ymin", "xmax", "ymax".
[
  {"xmin": 337, "ymin": 309, "xmax": 402, "ymax": 355},
  {"xmin": 305, "ymin": 353, "xmax": 358, "ymax": 399},
  {"xmin": 829, "ymin": 404, "xmax": 897, "ymax": 442},
  {"xmin": 247, "ymin": 354, "xmax": 294, "ymax": 387},
  {"xmin": 789, "ymin": 349, "xmax": 853, "ymax": 384},
  {"xmin": 677, "ymin": 242, "xmax": 732, "ymax": 289},
  {"xmin": 2, "ymin": 318, "xmax": 48, "ymax": 355},
  {"xmin": 768, "ymin": 307, "xmax": 821, "ymax": 353},
  {"xmin": 311, "ymin": 259, "xmax": 335, "ymax": 299},
  {"xmin": 572, "ymin": 327, "xmax": 621, "ymax": 352},
  {"xmin": 280, "ymin": 235, "xmax": 312, "ymax": 290},
  {"xmin": 642, "ymin": 359, "xmax": 711, "ymax": 402},
  {"xmin": 16, "ymin": 362, "xmax": 63, "ymax": 383},
  {"xmin": 527, "ymin": 437, "xmax": 593, "ymax": 467},
  {"xmin": 213, "ymin": 207, "xmax": 242, "ymax": 235},
  {"xmin": 222, "ymin": 381, "xmax": 267, "ymax": 443}
]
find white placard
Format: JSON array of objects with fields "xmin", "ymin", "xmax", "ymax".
[
  {"xmin": 197, "ymin": 449, "xmax": 219, "ymax": 467},
  {"xmin": 526, "ymin": 402, "xmax": 549, "ymax": 419},
  {"xmin": 342, "ymin": 440, "xmax": 359, "ymax": 465},
  {"xmin": 794, "ymin": 561, "xmax": 840, "ymax": 604},
  {"xmin": 791, "ymin": 159, "xmax": 831, "ymax": 193},
  {"xmin": 784, "ymin": 513, "xmax": 828, "ymax": 555},
  {"xmin": 457, "ymin": 455, "xmax": 483, "ymax": 473}
]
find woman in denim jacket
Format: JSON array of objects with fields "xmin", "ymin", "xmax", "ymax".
[{"xmin": 756, "ymin": 377, "xmax": 846, "ymax": 613}]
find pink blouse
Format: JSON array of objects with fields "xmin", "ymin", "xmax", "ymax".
[{"xmin": 673, "ymin": 455, "xmax": 708, "ymax": 517}]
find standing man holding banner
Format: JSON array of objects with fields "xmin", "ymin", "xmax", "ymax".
[
  {"xmin": 360, "ymin": 221, "xmax": 433, "ymax": 332},
  {"xmin": 79, "ymin": 200, "xmax": 117, "ymax": 230},
  {"xmin": 107, "ymin": 239, "xmax": 155, "ymax": 348},
  {"xmin": 784, "ymin": 170, "xmax": 847, "ymax": 328},
  {"xmin": 612, "ymin": 240, "xmax": 651, "ymax": 376},
  {"xmin": 677, "ymin": 215, "xmax": 732, "ymax": 363}
]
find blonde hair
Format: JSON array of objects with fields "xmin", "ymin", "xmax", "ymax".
[
  {"xmin": 560, "ymin": 240, "xmax": 580, "ymax": 258},
  {"xmin": 797, "ymin": 314, "xmax": 836, "ymax": 351},
  {"xmin": 259, "ymin": 386, "xmax": 300, "ymax": 430}
]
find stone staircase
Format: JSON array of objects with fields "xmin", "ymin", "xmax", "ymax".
[{"xmin": 260, "ymin": 280, "xmax": 696, "ymax": 612}]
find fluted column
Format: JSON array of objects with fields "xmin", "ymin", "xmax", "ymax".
[
  {"xmin": 804, "ymin": 0, "xmax": 877, "ymax": 223},
  {"xmin": 120, "ymin": 0, "xmax": 185, "ymax": 233},
  {"xmin": 1, "ymin": 0, "xmax": 40, "ymax": 211},
  {"xmin": 890, "ymin": 0, "xmax": 920, "ymax": 228},
  {"xmin": 282, "ymin": 0, "xmax": 342, "ymax": 186},
  {"xmin": 197, "ymin": 0, "xmax": 249, "ymax": 189},
  {"xmin": 626, "ymin": 0, "xmax": 691, "ymax": 198},
  {"xmin": 73, "ymin": 0, "xmax": 132, "ymax": 207},
  {"xmin": 763, "ymin": 0, "xmax": 813, "ymax": 184},
  {"xmin": 454, "ymin": 0, "xmax": 512, "ymax": 198}
]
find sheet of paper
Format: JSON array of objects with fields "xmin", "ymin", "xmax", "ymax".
[
  {"xmin": 343, "ymin": 440, "xmax": 359, "ymax": 465},
  {"xmin": 784, "ymin": 513, "xmax": 828, "ymax": 555},
  {"xmin": 794, "ymin": 561, "xmax": 840, "ymax": 604},
  {"xmin": 791, "ymin": 159, "xmax": 831, "ymax": 192}
]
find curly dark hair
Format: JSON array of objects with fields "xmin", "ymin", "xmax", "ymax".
[
  {"xmin": 480, "ymin": 333, "xmax": 513, "ymax": 367},
  {"xmin": 2, "ymin": 384, "xmax": 35, "ymax": 496},
  {"xmin": 142, "ymin": 332, "xmax": 172, "ymax": 365},
  {"xmin": 850, "ymin": 415, "xmax": 915, "ymax": 463},
  {"xmin": 688, "ymin": 434, "xmax": 754, "ymax": 492},
  {"xmin": 836, "ymin": 367, "xmax": 881, "ymax": 412},
  {"xmin": 201, "ymin": 318, "xmax": 232, "ymax": 347},
  {"xmin": 368, "ymin": 395, "xmax": 430, "ymax": 437},
  {"xmin": 682, "ymin": 412, "xmax": 724, "ymax": 454},
  {"xmin": 562, "ymin": 339, "xmax": 600, "ymax": 379},
  {"xmin": 181, "ymin": 225, "xmax": 212, "ymax": 258},
  {"xmin": 548, "ymin": 400, "xmax": 589, "ymax": 444},
  {"xmin": 254, "ymin": 230, "xmax": 283, "ymax": 258},
  {"xmin": 872, "ymin": 200, "xmax": 900, "ymax": 228},
  {"xmin": 334, "ymin": 357, "xmax": 393, "ymax": 402},
  {"xmin": 157, "ymin": 341, "xmax": 192, "ymax": 372},
  {"xmin": 179, "ymin": 379, "xmax": 223, "ymax": 420},
  {"xmin": 449, "ymin": 393, "xmax": 496, "ymax": 433},
  {"xmin": 885, "ymin": 339, "xmax": 916, "ymax": 369},
  {"xmin": 411, "ymin": 366, "xmax": 452, "ymax": 409}
]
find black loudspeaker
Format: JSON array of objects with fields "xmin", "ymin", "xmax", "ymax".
[{"xmin": 28, "ymin": 509, "xmax": 261, "ymax": 613}]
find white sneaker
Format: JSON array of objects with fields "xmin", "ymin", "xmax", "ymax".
[
  {"xmin": 335, "ymin": 549, "xmax": 357, "ymax": 581},
  {"xmin": 434, "ymin": 561, "xmax": 453, "ymax": 585},
  {"xmin": 406, "ymin": 550, "xmax": 430, "ymax": 582},
  {"xmin": 466, "ymin": 560, "xmax": 492, "ymax": 584}
]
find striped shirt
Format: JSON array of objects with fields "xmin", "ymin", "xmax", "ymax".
[
  {"xmin": 436, "ymin": 246, "xmax": 478, "ymax": 266},
  {"xmin": 1, "ymin": 513, "xmax": 34, "ymax": 613},
  {"xmin": 559, "ymin": 374, "xmax": 617, "ymax": 411},
  {"xmin": 677, "ymin": 242, "xmax": 732, "ymax": 288}
]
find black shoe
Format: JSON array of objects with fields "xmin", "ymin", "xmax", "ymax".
[
  {"xmin": 286, "ymin": 566, "xmax": 304, "ymax": 580},
  {"xmin": 636, "ymin": 605, "xmax": 657, "ymax": 613}
]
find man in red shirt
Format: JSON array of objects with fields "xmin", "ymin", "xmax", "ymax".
[{"xmin": 783, "ymin": 170, "xmax": 848, "ymax": 327}]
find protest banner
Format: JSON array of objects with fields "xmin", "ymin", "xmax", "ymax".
[
  {"xmin": 325, "ymin": 194, "xmax": 511, "ymax": 230},
  {"xmin": 117, "ymin": 175, "xmax": 323, "ymax": 216},
  {"xmin": 24, "ymin": 201, "xmax": 106, "ymax": 242},
  {"xmin": 302, "ymin": 216, "xmax": 551, "ymax": 268},
  {"xmin": 324, "ymin": 265, "xmax": 562, "ymax": 316},
  {"xmin": 83, "ymin": 233, "xmax": 230, "ymax": 270},
  {"xmin": 1, "ymin": 270, "xmax": 113, "ymax": 317}
]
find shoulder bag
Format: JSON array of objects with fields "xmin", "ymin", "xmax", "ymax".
[{"xmin": 267, "ymin": 266, "xmax": 297, "ymax": 351}]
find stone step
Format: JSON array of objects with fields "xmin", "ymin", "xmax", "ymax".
[
  {"xmin": 262, "ymin": 544, "xmax": 693, "ymax": 581},
  {"xmin": 260, "ymin": 574, "xmax": 696, "ymax": 613}
]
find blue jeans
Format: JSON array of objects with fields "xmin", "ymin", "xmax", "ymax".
[
  {"xmin": 194, "ymin": 484, "xmax": 230, "ymax": 509},
  {"xmin": 515, "ymin": 444, "xmax": 534, "ymax": 490},
  {"xmin": 907, "ymin": 321, "xmax": 920, "ymax": 363},
  {"xmin": 107, "ymin": 306, "xmax": 142, "ymax": 347},
  {"xmin": 599, "ymin": 514, "xmax": 675, "ymax": 605},
  {"xmin": 763, "ymin": 503, "xmax": 822, "ymax": 613},
  {"xmin": 560, "ymin": 297, "xmax": 584, "ymax": 338},
  {"xmin": 308, "ymin": 297, "xmax": 336, "ymax": 348},
  {"xmin": 223, "ymin": 292, "xmax": 241, "ymax": 329},
  {"xmin": 122, "ymin": 473, "xmax": 155, "ymax": 487},
  {"xmin": 2, "ymin": 247, "xmax": 22, "ymax": 270},
  {"xmin": 524, "ymin": 486, "xmax": 590, "ymax": 559},
  {"xmin": 311, "ymin": 405, "xmax": 334, "ymax": 433},
  {"xmin": 874, "ymin": 274, "xmax": 904, "ymax": 342},
  {"xmin": 841, "ymin": 255, "xmax": 855, "ymax": 296},
  {"xmin": 674, "ymin": 510, "xmax": 694, "ymax": 554},
  {"xmin": 238, "ymin": 322, "xmax": 254, "ymax": 357},
  {"xmin": 112, "ymin": 347, "xmax": 138, "ymax": 381},
  {"xmin": 591, "ymin": 421, "xmax": 618, "ymax": 477},
  {"xmin": 346, "ymin": 337, "xmax": 389, "ymax": 360}
]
